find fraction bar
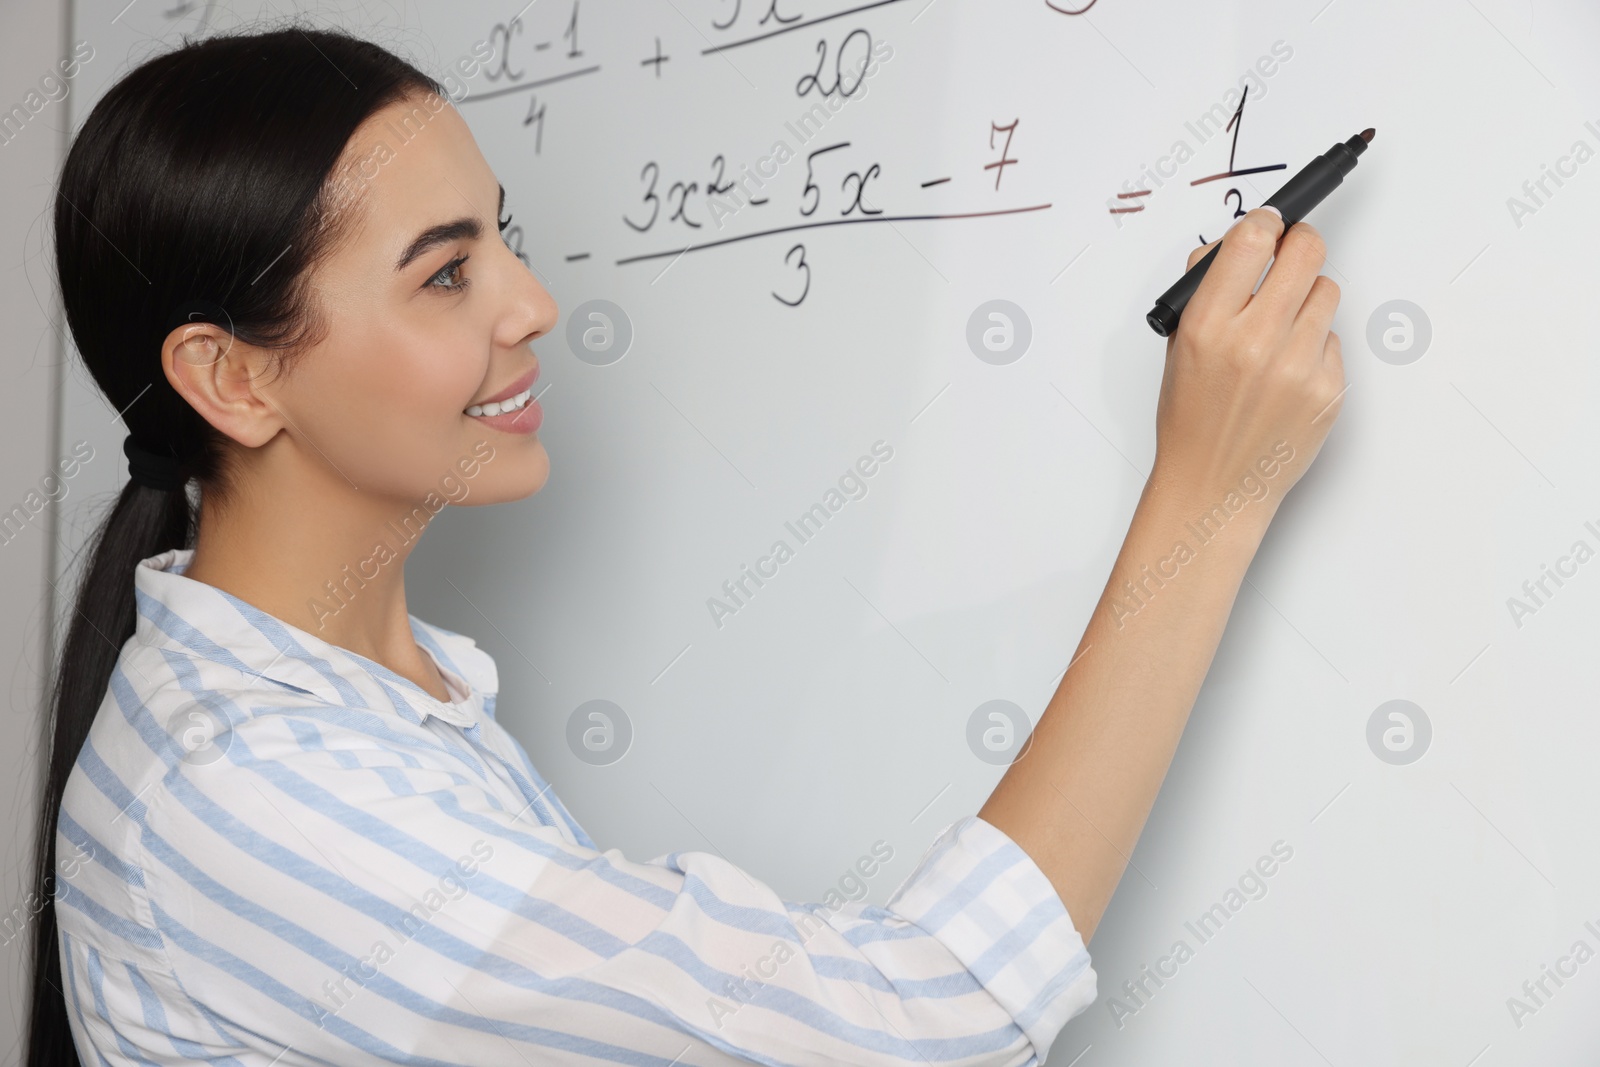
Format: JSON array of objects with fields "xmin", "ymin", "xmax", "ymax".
[
  {"xmin": 616, "ymin": 203, "xmax": 1052, "ymax": 265},
  {"xmin": 1189, "ymin": 163, "xmax": 1287, "ymax": 186},
  {"xmin": 458, "ymin": 65, "xmax": 602, "ymax": 104}
]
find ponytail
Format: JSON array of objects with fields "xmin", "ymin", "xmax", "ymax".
[{"xmin": 26, "ymin": 478, "xmax": 192, "ymax": 1064}]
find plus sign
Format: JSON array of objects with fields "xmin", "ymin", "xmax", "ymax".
[{"xmin": 641, "ymin": 36, "xmax": 670, "ymax": 77}]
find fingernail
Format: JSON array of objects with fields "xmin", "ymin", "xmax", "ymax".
[{"xmin": 1260, "ymin": 205, "xmax": 1283, "ymax": 222}]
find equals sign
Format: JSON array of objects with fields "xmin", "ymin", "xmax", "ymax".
[{"xmin": 1110, "ymin": 189, "xmax": 1150, "ymax": 215}]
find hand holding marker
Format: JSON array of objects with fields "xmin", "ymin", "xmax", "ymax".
[{"xmin": 1147, "ymin": 129, "xmax": 1376, "ymax": 336}]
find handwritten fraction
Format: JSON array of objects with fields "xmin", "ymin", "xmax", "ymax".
[{"xmin": 1107, "ymin": 85, "xmax": 1287, "ymax": 245}]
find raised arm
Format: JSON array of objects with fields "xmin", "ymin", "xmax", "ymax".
[{"xmin": 978, "ymin": 206, "xmax": 1347, "ymax": 942}]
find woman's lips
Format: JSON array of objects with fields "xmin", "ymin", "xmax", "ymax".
[
  {"xmin": 467, "ymin": 390, "xmax": 542, "ymax": 434},
  {"xmin": 464, "ymin": 363, "xmax": 542, "ymax": 434}
]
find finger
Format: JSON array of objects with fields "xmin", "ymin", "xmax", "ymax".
[
  {"xmin": 1251, "ymin": 222, "xmax": 1326, "ymax": 329},
  {"xmin": 1290, "ymin": 273, "xmax": 1341, "ymax": 345},
  {"xmin": 1312, "ymin": 333, "xmax": 1347, "ymax": 424},
  {"xmin": 1321, "ymin": 329, "xmax": 1345, "ymax": 379},
  {"xmin": 1184, "ymin": 207, "xmax": 1285, "ymax": 331}
]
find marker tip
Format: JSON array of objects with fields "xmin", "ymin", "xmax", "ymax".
[{"xmin": 1360, "ymin": 127, "xmax": 1376, "ymax": 143}]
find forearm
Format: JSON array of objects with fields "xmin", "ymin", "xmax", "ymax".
[{"xmin": 977, "ymin": 473, "xmax": 1276, "ymax": 943}]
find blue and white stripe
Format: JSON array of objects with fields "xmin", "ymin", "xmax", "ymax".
[{"xmin": 55, "ymin": 547, "xmax": 1097, "ymax": 1065}]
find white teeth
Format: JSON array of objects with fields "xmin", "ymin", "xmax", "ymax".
[{"xmin": 466, "ymin": 387, "xmax": 532, "ymax": 418}]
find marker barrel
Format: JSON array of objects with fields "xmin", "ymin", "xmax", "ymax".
[{"xmin": 1264, "ymin": 137, "xmax": 1361, "ymax": 225}]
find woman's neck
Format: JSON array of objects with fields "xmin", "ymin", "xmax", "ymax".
[{"xmin": 181, "ymin": 485, "xmax": 452, "ymax": 702}]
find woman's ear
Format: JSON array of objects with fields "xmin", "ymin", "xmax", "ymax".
[{"xmin": 161, "ymin": 322, "xmax": 283, "ymax": 448}]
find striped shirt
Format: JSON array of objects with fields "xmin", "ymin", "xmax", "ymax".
[{"xmin": 54, "ymin": 547, "xmax": 1097, "ymax": 1065}]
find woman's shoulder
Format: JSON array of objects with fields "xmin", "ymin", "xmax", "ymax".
[
  {"xmin": 61, "ymin": 631, "xmax": 444, "ymax": 845},
  {"xmin": 53, "ymin": 625, "xmax": 494, "ymax": 955},
  {"xmin": 58, "ymin": 641, "xmax": 340, "ymax": 859}
]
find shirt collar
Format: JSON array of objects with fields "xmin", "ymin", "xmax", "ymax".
[{"xmin": 132, "ymin": 548, "xmax": 498, "ymax": 727}]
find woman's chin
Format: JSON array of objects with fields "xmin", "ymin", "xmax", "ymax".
[{"xmin": 472, "ymin": 436, "xmax": 549, "ymax": 505}]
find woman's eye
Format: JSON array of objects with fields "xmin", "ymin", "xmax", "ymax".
[{"xmin": 429, "ymin": 255, "xmax": 470, "ymax": 292}]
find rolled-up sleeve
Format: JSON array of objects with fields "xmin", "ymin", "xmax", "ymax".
[
  {"xmin": 881, "ymin": 815, "xmax": 1097, "ymax": 1061},
  {"xmin": 134, "ymin": 708, "xmax": 1096, "ymax": 1066}
]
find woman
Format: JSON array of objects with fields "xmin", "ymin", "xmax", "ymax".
[{"xmin": 27, "ymin": 24, "xmax": 1343, "ymax": 1067}]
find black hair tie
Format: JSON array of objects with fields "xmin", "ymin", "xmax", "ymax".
[
  {"xmin": 123, "ymin": 436, "xmax": 190, "ymax": 493},
  {"xmin": 122, "ymin": 300, "xmax": 231, "ymax": 491}
]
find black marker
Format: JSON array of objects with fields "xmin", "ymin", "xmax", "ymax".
[{"xmin": 1146, "ymin": 128, "xmax": 1375, "ymax": 337}]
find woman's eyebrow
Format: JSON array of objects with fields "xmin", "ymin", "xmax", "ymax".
[
  {"xmin": 393, "ymin": 185, "xmax": 505, "ymax": 273},
  {"xmin": 395, "ymin": 218, "xmax": 479, "ymax": 272}
]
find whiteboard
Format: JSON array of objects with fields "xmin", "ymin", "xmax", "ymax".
[{"xmin": 57, "ymin": 0, "xmax": 1600, "ymax": 1062}]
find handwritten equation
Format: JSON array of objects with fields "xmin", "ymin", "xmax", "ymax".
[{"xmin": 444, "ymin": 0, "xmax": 1273, "ymax": 304}]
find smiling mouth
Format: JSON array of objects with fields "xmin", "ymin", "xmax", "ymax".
[{"xmin": 465, "ymin": 384, "xmax": 534, "ymax": 417}]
